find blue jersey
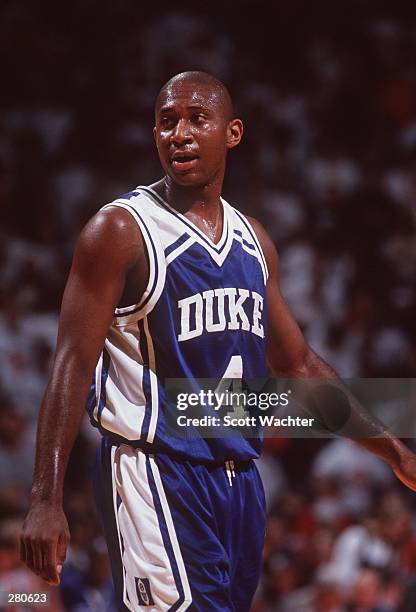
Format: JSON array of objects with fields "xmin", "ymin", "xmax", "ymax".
[{"xmin": 87, "ymin": 185, "xmax": 268, "ymax": 462}]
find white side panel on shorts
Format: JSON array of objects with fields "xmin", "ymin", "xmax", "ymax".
[
  {"xmin": 111, "ymin": 445, "xmax": 134, "ymax": 612},
  {"xmin": 112, "ymin": 445, "xmax": 190, "ymax": 611}
]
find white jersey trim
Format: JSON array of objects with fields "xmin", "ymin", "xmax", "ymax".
[
  {"xmin": 139, "ymin": 186, "xmax": 228, "ymax": 250},
  {"xmin": 233, "ymin": 208, "xmax": 269, "ymax": 283},
  {"xmin": 166, "ymin": 236, "xmax": 195, "ymax": 266},
  {"xmin": 97, "ymin": 328, "xmax": 147, "ymax": 441},
  {"xmin": 233, "ymin": 231, "xmax": 267, "ymax": 285},
  {"xmin": 137, "ymin": 187, "xmax": 235, "ymax": 267},
  {"xmin": 101, "ymin": 201, "xmax": 167, "ymax": 325},
  {"xmin": 92, "ymin": 352, "xmax": 103, "ymax": 424},
  {"xmin": 143, "ymin": 316, "xmax": 158, "ymax": 444}
]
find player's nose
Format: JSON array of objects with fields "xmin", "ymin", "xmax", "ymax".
[{"xmin": 170, "ymin": 118, "xmax": 193, "ymax": 146}]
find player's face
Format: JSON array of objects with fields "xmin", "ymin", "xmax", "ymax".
[{"xmin": 154, "ymin": 82, "xmax": 242, "ymax": 187}]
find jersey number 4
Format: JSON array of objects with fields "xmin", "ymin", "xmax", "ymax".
[{"xmin": 215, "ymin": 355, "xmax": 247, "ymax": 418}]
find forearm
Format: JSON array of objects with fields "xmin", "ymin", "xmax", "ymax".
[
  {"xmin": 30, "ymin": 350, "xmax": 95, "ymax": 505},
  {"xmin": 282, "ymin": 348, "xmax": 409, "ymax": 468}
]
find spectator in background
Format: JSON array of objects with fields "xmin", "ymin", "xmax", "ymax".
[{"xmin": 0, "ymin": 396, "xmax": 35, "ymax": 516}]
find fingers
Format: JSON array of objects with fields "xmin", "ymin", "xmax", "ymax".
[
  {"xmin": 20, "ymin": 533, "xmax": 31, "ymax": 569},
  {"xmin": 21, "ymin": 533, "xmax": 37, "ymax": 576},
  {"xmin": 57, "ymin": 532, "xmax": 68, "ymax": 568},
  {"xmin": 44, "ymin": 539, "xmax": 60, "ymax": 585},
  {"xmin": 20, "ymin": 507, "xmax": 70, "ymax": 585},
  {"xmin": 44, "ymin": 530, "xmax": 69, "ymax": 585},
  {"xmin": 20, "ymin": 534, "xmax": 27, "ymax": 565},
  {"xmin": 31, "ymin": 537, "xmax": 45, "ymax": 580},
  {"xmin": 21, "ymin": 534, "xmax": 51, "ymax": 583},
  {"xmin": 20, "ymin": 532, "xmax": 68, "ymax": 585}
]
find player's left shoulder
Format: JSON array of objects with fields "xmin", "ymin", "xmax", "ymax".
[
  {"xmin": 244, "ymin": 214, "xmax": 266, "ymax": 238},
  {"xmin": 239, "ymin": 214, "xmax": 281, "ymax": 285},
  {"xmin": 243, "ymin": 215, "xmax": 278, "ymax": 260}
]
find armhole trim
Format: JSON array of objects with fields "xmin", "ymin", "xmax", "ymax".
[
  {"xmin": 233, "ymin": 209, "xmax": 269, "ymax": 284},
  {"xmin": 102, "ymin": 202, "xmax": 166, "ymax": 325}
]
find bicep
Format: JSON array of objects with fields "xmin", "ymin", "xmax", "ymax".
[
  {"xmin": 246, "ymin": 216, "xmax": 308, "ymax": 375},
  {"xmin": 266, "ymin": 270, "xmax": 308, "ymax": 375},
  {"xmin": 54, "ymin": 209, "xmax": 143, "ymax": 372}
]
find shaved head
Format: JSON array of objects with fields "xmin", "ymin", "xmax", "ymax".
[
  {"xmin": 153, "ymin": 70, "xmax": 243, "ymax": 189},
  {"xmin": 156, "ymin": 71, "xmax": 234, "ymax": 121}
]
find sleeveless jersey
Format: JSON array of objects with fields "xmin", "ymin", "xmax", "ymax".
[{"xmin": 86, "ymin": 185, "xmax": 268, "ymax": 462}]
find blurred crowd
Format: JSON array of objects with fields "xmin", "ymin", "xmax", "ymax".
[
  {"xmin": 253, "ymin": 437, "xmax": 416, "ymax": 611},
  {"xmin": 1, "ymin": 1, "xmax": 416, "ymax": 610}
]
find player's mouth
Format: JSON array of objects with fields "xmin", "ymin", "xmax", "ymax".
[{"xmin": 171, "ymin": 152, "xmax": 199, "ymax": 172}]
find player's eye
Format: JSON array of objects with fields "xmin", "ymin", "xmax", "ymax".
[
  {"xmin": 160, "ymin": 116, "xmax": 176, "ymax": 128},
  {"xmin": 191, "ymin": 113, "xmax": 207, "ymax": 124}
]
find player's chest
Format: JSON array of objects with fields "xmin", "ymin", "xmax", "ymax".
[{"xmin": 162, "ymin": 245, "xmax": 267, "ymax": 343}]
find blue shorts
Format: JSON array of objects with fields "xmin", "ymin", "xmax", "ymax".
[{"xmin": 94, "ymin": 438, "xmax": 266, "ymax": 611}]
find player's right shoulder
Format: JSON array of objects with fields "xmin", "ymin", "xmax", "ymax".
[
  {"xmin": 74, "ymin": 205, "xmax": 145, "ymax": 271},
  {"xmin": 86, "ymin": 204, "xmax": 140, "ymax": 236}
]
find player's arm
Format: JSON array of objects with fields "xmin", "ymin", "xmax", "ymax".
[
  {"xmin": 248, "ymin": 216, "xmax": 416, "ymax": 491},
  {"xmin": 20, "ymin": 206, "xmax": 146, "ymax": 585}
]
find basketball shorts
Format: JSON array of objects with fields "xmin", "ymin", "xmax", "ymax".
[{"xmin": 94, "ymin": 437, "xmax": 266, "ymax": 611}]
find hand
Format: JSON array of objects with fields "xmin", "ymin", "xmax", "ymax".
[
  {"xmin": 392, "ymin": 450, "xmax": 416, "ymax": 492},
  {"xmin": 20, "ymin": 502, "xmax": 70, "ymax": 585}
]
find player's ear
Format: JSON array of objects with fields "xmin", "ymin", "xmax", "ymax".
[
  {"xmin": 153, "ymin": 126, "xmax": 157, "ymax": 142},
  {"xmin": 226, "ymin": 119, "xmax": 243, "ymax": 149}
]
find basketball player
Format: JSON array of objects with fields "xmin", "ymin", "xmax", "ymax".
[{"xmin": 21, "ymin": 72, "xmax": 416, "ymax": 611}]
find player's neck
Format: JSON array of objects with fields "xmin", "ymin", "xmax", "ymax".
[{"xmin": 156, "ymin": 175, "xmax": 224, "ymax": 217}]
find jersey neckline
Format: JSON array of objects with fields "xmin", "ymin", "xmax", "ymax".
[{"xmin": 137, "ymin": 185, "xmax": 229, "ymax": 252}]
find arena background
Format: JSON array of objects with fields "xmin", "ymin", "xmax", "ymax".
[{"xmin": 1, "ymin": 1, "xmax": 416, "ymax": 610}]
